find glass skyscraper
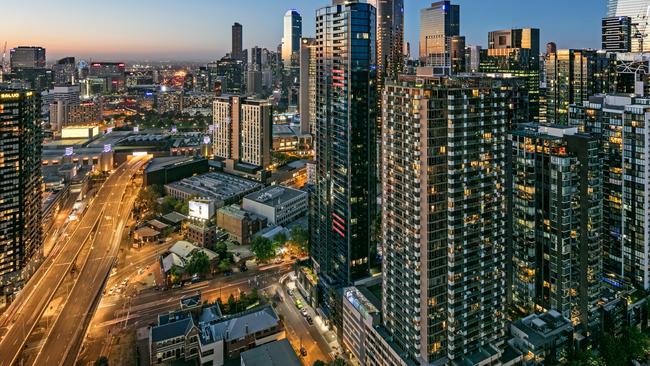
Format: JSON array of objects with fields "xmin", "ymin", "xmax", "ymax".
[
  {"xmin": 282, "ymin": 9, "xmax": 302, "ymax": 68},
  {"xmin": 368, "ymin": 0, "xmax": 404, "ymax": 80},
  {"xmin": 310, "ymin": 0, "xmax": 377, "ymax": 327},
  {"xmin": 419, "ymin": 1, "xmax": 460, "ymax": 75},
  {"xmin": 545, "ymin": 49, "xmax": 597, "ymax": 125}
]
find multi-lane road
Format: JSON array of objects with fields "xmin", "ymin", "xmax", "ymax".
[{"xmin": 0, "ymin": 156, "xmax": 149, "ymax": 366}]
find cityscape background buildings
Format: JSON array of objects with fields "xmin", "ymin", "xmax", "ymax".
[{"xmin": 5, "ymin": 1, "xmax": 650, "ymax": 366}]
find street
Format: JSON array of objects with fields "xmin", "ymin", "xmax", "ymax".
[{"xmin": 0, "ymin": 156, "xmax": 149, "ymax": 366}]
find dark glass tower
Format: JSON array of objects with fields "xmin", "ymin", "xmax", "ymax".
[
  {"xmin": 231, "ymin": 22, "xmax": 243, "ymax": 61},
  {"xmin": 545, "ymin": 49, "xmax": 597, "ymax": 124},
  {"xmin": 508, "ymin": 123, "xmax": 602, "ymax": 333},
  {"xmin": 369, "ymin": 0, "xmax": 404, "ymax": 80},
  {"xmin": 310, "ymin": 0, "xmax": 377, "ymax": 327},
  {"xmin": 0, "ymin": 90, "xmax": 43, "ymax": 299}
]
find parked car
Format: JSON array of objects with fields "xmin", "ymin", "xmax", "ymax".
[
  {"xmin": 295, "ymin": 299, "xmax": 303, "ymax": 309},
  {"xmin": 287, "ymin": 289, "xmax": 294, "ymax": 296},
  {"xmin": 301, "ymin": 308, "xmax": 308, "ymax": 317},
  {"xmin": 300, "ymin": 347, "xmax": 307, "ymax": 356},
  {"xmin": 306, "ymin": 315, "xmax": 313, "ymax": 325}
]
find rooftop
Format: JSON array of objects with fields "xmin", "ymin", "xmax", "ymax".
[
  {"xmin": 512, "ymin": 310, "xmax": 573, "ymax": 348},
  {"xmin": 161, "ymin": 211, "xmax": 187, "ymax": 225},
  {"xmin": 134, "ymin": 226, "xmax": 160, "ymax": 238},
  {"xmin": 151, "ymin": 317, "xmax": 194, "ymax": 343},
  {"xmin": 244, "ymin": 185, "xmax": 306, "ymax": 207},
  {"xmin": 200, "ymin": 305, "xmax": 280, "ymax": 346},
  {"xmin": 165, "ymin": 172, "xmax": 262, "ymax": 203},
  {"xmin": 145, "ymin": 156, "xmax": 207, "ymax": 173},
  {"xmin": 240, "ymin": 339, "xmax": 301, "ymax": 366}
]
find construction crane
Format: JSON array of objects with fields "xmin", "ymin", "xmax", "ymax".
[{"xmin": 632, "ymin": 6, "xmax": 650, "ymax": 52}]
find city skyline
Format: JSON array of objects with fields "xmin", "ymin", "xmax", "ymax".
[{"xmin": 2, "ymin": 0, "xmax": 604, "ymax": 61}]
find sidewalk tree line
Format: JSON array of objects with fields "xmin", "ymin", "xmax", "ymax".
[{"xmin": 217, "ymin": 288, "xmax": 261, "ymax": 315}]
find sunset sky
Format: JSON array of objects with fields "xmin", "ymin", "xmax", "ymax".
[{"xmin": 2, "ymin": 0, "xmax": 605, "ymax": 62}]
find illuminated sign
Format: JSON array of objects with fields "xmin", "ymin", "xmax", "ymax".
[
  {"xmin": 203, "ymin": 136, "xmax": 211, "ymax": 144},
  {"xmin": 0, "ymin": 92, "xmax": 20, "ymax": 99},
  {"xmin": 132, "ymin": 151, "xmax": 147, "ymax": 157},
  {"xmin": 106, "ymin": 127, "xmax": 113, "ymax": 134},
  {"xmin": 171, "ymin": 126, "xmax": 178, "ymax": 133},
  {"xmin": 208, "ymin": 124, "xmax": 214, "ymax": 132},
  {"xmin": 133, "ymin": 126, "xmax": 139, "ymax": 133},
  {"xmin": 103, "ymin": 144, "xmax": 112, "ymax": 153},
  {"xmin": 65, "ymin": 147, "xmax": 74, "ymax": 156}
]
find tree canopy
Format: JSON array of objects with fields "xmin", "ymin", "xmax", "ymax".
[
  {"xmin": 251, "ymin": 236, "xmax": 276, "ymax": 261},
  {"xmin": 185, "ymin": 251, "xmax": 211, "ymax": 275}
]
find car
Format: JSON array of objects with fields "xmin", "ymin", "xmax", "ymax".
[
  {"xmin": 295, "ymin": 299, "xmax": 303, "ymax": 309},
  {"xmin": 300, "ymin": 347, "xmax": 307, "ymax": 356},
  {"xmin": 223, "ymin": 271, "xmax": 233, "ymax": 277},
  {"xmin": 300, "ymin": 308, "xmax": 308, "ymax": 317},
  {"xmin": 239, "ymin": 263, "xmax": 248, "ymax": 272},
  {"xmin": 306, "ymin": 315, "xmax": 313, "ymax": 325},
  {"xmin": 287, "ymin": 289, "xmax": 294, "ymax": 296}
]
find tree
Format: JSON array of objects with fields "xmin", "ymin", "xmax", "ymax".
[
  {"xmin": 251, "ymin": 236, "xmax": 276, "ymax": 261},
  {"xmin": 566, "ymin": 349, "xmax": 605, "ymax": 366},
  {"xmin": 217, "ymin": 259, "xmax": 232, "ymax": 273},
  {"xmin": 94, "ymin": 356, "xmax": 109, "ymax": 366},
  {"xmin": 600, "ymin": 326, "xmax": 650, "ymax": 366},
  {"xmin": 291, "ymin": 226, "xmax": 309, "ymax": 253},
  {"xmin": 227, "ymin": 294, "xmax": 237, "ymax": 313},
  {"xmin": 185, "ymin": 251, "xmax": 211, "ymax": 275},
  {"xmin": 168, "ymin": 266, "xmax": 181, "ymax": 285},
  {"xmin": 136, "ymin": 185, "xmax": 163, "ymax": 215},
  {"xmin": 273, "ymin": 232, "xmax": 288, "ymax": 246}
]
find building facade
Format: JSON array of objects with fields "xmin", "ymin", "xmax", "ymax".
[
  {"xmin": 419, "ymin": 1, "xmax": 460, "ymax": 75},
  {"xmin": 482, "ymin": 28, "xmax": 540, "ymax": 121},
  {"xmin": 0, "ymin": 90, "xmax": 43, "ymax": 299},
  {"xmin": 606, "ymin": 0, "xmax": 650, "ymax": 52},
  {"xmin": 382, "ymin": 75, "xmax": 509, "ymax": 364},
  {"xmin": 232, "ymin": 22, "xmax": 244, "ymax": 61},
  {"xmin": 570, "ymin": 95, "xmax": 650, "ymax": 290},
  {"xmin": 310, "ymin": 0, "xmax": 377, "ymax": 326},
  {"xmin": 545, "ymin": 49, "xmax": 596, "ymax": 124},
  {"xmin": 508, "ymin": 123, "xmax": 602, "ymax": 332},
  {"xmin": 212, "ymin": 96, "xmax": 272, "ymax": 170},
  {"xmin": 368, "ymin": 0, "xmax": 405, "ymax": 80},
  {"xmin": 602, "ymin": 16, "xmax": 633, "ymax": 52},
  {"xmin": 299, "ymin": 38, "xmax": 317, "ymax": 136},
  {"xmin": 282, "ymin": 10, "xmax": 302, "ymax": 67},
  {"xmin": 9, "ymin": 46, "xmax": 46, "ymax": 70},
  {"xmin": 242, "ymin": 185, "xmax": 308, "ymax": 226}
]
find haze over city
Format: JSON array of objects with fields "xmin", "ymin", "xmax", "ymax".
[{"xmin": 2, "ymin": 0, "xmax": 603, "ymax": 60}]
